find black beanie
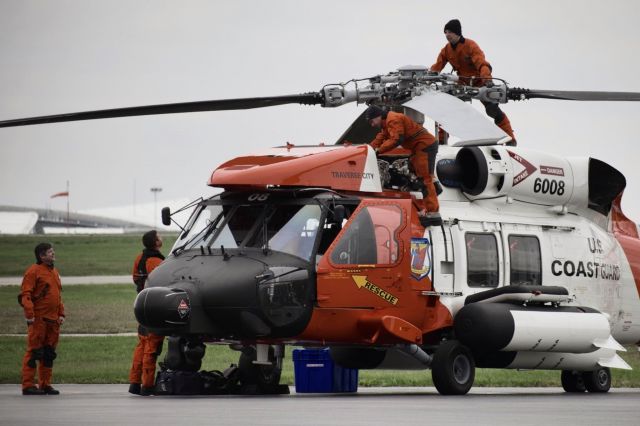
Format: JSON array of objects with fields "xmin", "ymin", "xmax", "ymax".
[
  {"xmin": 364, "ymin": 105, "xmax": 383, "ymax": 120},
  {"xmin": 444, "ymin": 19, "xmax": 462, "ymax": 36}
]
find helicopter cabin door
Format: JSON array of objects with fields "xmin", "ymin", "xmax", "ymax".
[{"xmin": 316, "ymin": 199, "xmax": 410, "ymax": 309}]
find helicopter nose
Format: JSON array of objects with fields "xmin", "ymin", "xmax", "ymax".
[
  {"xmin": 136, "ymin": 253, "xmax": 314, "ymax": 338},
  {"xmin": 134, "ymin": 287, "xmax": 191, "ymax": 329}
]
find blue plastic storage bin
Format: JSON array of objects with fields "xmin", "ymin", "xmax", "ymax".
[{"xmin": 293, "ymin": 348, "xmax": 358, "ymax": 393}]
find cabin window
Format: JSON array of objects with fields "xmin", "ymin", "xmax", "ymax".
[
  {"xmin": 465, "ymin": 233, "xmax": 498, "ymax": 287},
  {"xmin": 330, "ymin": 204, "xmax": 401, "ymax": 266},
  {"xmin": 508, "ymin": 235, "xmax": 541, "ymax": 285}
]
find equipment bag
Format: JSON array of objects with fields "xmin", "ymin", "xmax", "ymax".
[{"xmin": 154, "ymin": 369, "xmax": 203, "ymax": 395}]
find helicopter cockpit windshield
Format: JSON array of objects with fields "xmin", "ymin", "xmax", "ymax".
[{"xmin": 173, "ymin": 195, "xmax": 323, "ymax": 262}]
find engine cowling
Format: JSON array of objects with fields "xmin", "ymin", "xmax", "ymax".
[{"xmin": 436, "ymin": 146, "xmax": 625, "ymax": 215}]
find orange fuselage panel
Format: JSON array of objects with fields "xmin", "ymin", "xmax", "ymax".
[{"xmin": 209, "ymin": 145, "xmax": 379, "ymax": 192}]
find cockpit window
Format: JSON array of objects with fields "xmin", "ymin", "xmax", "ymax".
[
  {"xmin": 175, "ymin": 204, "xmax": 242, "ymax": 252},
  {"xmin": 173, "ymin": 197, "xmax": 323, "ymax": 262},
  {"xmin": 329, "ymin": 204, "xmax": 402, "ymax": 266},
  {"xmin": 245, "ymin": 204, "xmax": 321, "ymax": 261}
]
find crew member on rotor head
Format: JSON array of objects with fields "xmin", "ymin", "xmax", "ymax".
[
  {"xmin": 430, "ymin": 19, "xmax": 516, "ymax": 144},
  {"xmin": 19, "ymin": 243, "xmax": 65, "ymax": 395},
  {"xmin": 128, "ymin": 230, "xmax": 165, "ymax": 396},
  {"xmin": 366, "ymin": 105, "xmax": 441, "ymax": 221}
]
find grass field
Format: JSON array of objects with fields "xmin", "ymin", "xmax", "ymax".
[
  {"xmin": 2, "ymin": 284, "xmax": 639, "ymax": 387},
  {"xmin": 0, "ymin": 285, "xmax": 137, "ymax": 334},
  {"xmin": 0, "ymin": 234, "xmax": 177, "ymax": 276}
]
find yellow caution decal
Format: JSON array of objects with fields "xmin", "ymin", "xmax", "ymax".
[{"xmin": 352, "ymin": 275, "xmax": 399, "ymax": 305}]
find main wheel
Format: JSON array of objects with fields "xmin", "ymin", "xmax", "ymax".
[
  {"xmin": 583, "ymin": 367, "xmax": 611, "ymax": 393},
  {"xmin": 431, "ymin": 340, "xmax": 475, "ymax": 395},
  {"xmin": 561, "ymin": 370, "xmax": 586, "ymax": 393}
]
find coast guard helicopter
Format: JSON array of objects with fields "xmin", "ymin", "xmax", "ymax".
[{"xmin": 2, "ymin": 66, "xmax": 640, "ymax": 395}]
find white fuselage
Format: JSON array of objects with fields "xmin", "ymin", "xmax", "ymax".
[{"xmin": 430, "ymin": 145, "xmax": 640, "ymax": 347}]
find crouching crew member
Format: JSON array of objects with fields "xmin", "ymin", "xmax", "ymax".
[
  {"xmin": 430, "ymin": 19, "xmax": 516, "ymax": 143},
  {"xmin": 20, "ymin": 243, "xmax": 65, "ymax": 395},
  {"xmin": 366, "ymin": 105, "xmax": 441, "ymax": 221},
  {"xmin": 129, "ymin": 230, "xmax": 165, "ymax": 396}
]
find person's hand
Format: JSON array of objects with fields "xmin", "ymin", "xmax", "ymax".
[
  {"xmin": 26, "ymin": 317, "xmax": 35, "ymax": 325},
  {"xmin": 58, "ymin": 316, "xmax": 65, "ymax": 325}
]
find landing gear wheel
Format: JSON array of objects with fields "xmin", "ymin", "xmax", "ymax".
[
  {"xmin": 561, "ymin": 370, "xmax": 586, "ymax": 393},
  {"xmin": 238, "ymin": 345, "xmax": 288, "ymax": 394},
  {"xmin": 583, "ymin": 367, "xmax": 611, "ymax": 393},
  {"xmin": 431, "ymin": 340, "xmax": 475, "ymax": 395}
]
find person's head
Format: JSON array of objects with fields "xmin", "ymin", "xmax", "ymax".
[
  {"xmin": 34, "ymin": 243, "xmax": 55, "ymax": 265},
  {"xmin": 365, "ymin": 105, "xmax": 384, "ymax": 128},
  {"xmin": 444, "ymin": 19, "xmax": 462, "ymax": 44},
  {"xmin": 142, "ymin": 230, "xmax": 162, "ymax": 250}
]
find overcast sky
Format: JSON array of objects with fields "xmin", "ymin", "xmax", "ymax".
[{"xmin": 1, "ymin": 0, "xmax": 640, "ymax": 221}]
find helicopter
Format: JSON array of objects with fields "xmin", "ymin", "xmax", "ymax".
[{"xmin": 2, "ymin": 66, "xmax": 640, "ymax": 396}]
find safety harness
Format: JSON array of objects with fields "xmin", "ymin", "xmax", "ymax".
[{"xmin": 134, "ymin": 249, "xmax": 165, "ymax": 293}]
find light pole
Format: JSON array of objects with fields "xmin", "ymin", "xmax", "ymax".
[{"xmin": 150, "ymin": 187, "xmax": 162, "ymax": 228}]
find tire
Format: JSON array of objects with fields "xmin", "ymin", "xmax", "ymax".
[
  {"xmin": 431, "ymin": 340, "xmax": 475, "ymax": 395},
  {"xmin": 583, "ymin": 367, "xmax": 611, "ymax": 393},
  {"xmin": 561, "ymin": 370, "xmax": 586, "ymax": 393},
  {"xmin": 238, "ymin": 346, "xmax": 282, "ymax": 389}
]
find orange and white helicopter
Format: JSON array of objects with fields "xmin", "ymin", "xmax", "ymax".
[{"xmin": 2, "ymin": 66, "xmax": 640, "ymax": 395}]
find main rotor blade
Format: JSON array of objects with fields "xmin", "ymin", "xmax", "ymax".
[
  {"xmin": 0, "ymin": 93, "xmax": 323, "ymax": 128},
  {"xmin": 508, "ymin": 88, "xmax": 640, "ymax": 102}
]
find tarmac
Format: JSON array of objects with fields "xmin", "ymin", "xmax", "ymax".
[{"xmin": 0, "ymin": 385, "xmax": 639, "ymax": 426}]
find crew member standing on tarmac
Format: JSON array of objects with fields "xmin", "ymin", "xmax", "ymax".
[
  {"xmin": 366, "ymin": 105, "xmax": 441, "ymax": 222},
  {"xmin": 128, "ymin": 230, "xmax": 165, "ymax": 396},
  {"xmin": 430, "ymin": 19, "xmax": 516, "ymax": 144},
  {"xmin": 19, "ymin": 243, "xmax": 65, "ymax": 395}
]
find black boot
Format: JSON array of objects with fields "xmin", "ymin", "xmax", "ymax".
[
  {"xmin": 140, "ymin": 386, "xmax": 155, "ymax": 396},
  {"xmin": 433, "ymin": 181, "xmax": 443, "ymax": 195},
  {"xmin": 128, "ymin": 383, "xmax": 141, "ymax": 395},
  {"xmin": 419, "ymin": 211, "xmax": 443, "ymax": 227},
  {"xmin": 22, "ymin": 386, "xmax": 45, "ymax": 395},
  {"xmin": 41, "ymin": 386, "xmax": 60, "ymax": 395}
]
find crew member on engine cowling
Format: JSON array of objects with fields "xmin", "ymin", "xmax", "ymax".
[
  {"xmin": 20, "ymin": 243, "xmax": 65, "ymax": 395},
  {"xmin": 366, "ymin": 105, "xmax": 441, "ymax": 221},
  {"xmin": 128, "ymin": 230, "xmax": 165, "ymax": 396},
  {"xmin": 430, "ymin": 19, "xmax": 516, "ymax": 144}
]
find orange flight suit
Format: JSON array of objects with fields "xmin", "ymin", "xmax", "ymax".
[
  {"xmin": 370, "ymin": 111, "xmax": 439, "ymax": 213},
  {"xmin": 431, "ymin": 37, "xmax": 515, "ymax": 140},
  {"xmin": 129, "ymin": 251, "xmax": 164, "ymax": 390},
  {"xmin": 20, "ymin": 263, "xmax": 65, "ymax": 391}
]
